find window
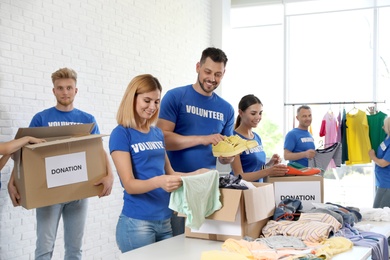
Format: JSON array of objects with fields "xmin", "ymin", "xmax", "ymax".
[
  {"xmin": 228, "ymin": 0, "xmax": 390, "ymax": 208},
  {"xmin": 225, "ymin": 4, "xmax": 284, "ymax": 156}
]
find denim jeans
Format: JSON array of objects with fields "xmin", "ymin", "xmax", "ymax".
[
  {"xmin": 35, "ymin": 199, "xmax": 88, "ymax": 260},
  {"xmin": 373, "ymin": 187, "xmax": 390, "ymax": 208},
  {"xmin": 116, "ymin": 214, "xmax": 172, "ymax": 253}
]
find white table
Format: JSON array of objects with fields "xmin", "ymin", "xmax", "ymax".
[
  {"xmin": 119, "ymin": 235, "xmax": 221, "ymax": 260},
  {"xmin": 120, "ymin": 234, "xmax": 372, "ymax": 260},
  {"xmin": 356, "ymin": 220, "xmax": 390, "ymax": 237}
]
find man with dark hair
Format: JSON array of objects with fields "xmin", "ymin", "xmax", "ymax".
[
  {"xmin": 8, "ymin": 67, "xmax": 113, "ymax": 260},
  {"xmin": 284, "ymin": 105, "xmax": 316, "ymax": 167},
  {"xmin": 157, "ymin": 47, "xmax": 234, "ymax": 236}
]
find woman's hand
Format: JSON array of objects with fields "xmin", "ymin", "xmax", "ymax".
[
  {"xmin": 159, "ymin": 175, "xmax": 183, "ymax": 192},
  {"xmin": 267, "ymin": 164, "xmax": 288, "ymax": 177}
]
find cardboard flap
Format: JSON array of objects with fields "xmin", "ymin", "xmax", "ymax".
[
  {"xmin": 25, "ymin": 134, "xmax": 108, "ymax": 149},
  {"xmin": 14, "ymin": 123, "xmax": 95, "ymax": 139},
  {"xmin": 244, "ymin": 183, "xmax": 275, "ymax": 224},
  {"xmin": 207, "ymin": 188, "xmax": 242, "ymax": 222}
]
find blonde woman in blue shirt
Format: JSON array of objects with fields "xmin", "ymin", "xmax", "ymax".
[{"xmin": 109, "ymin": 74, "xmax": 208, "ymax": 253}]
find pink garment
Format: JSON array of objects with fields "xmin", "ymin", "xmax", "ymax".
[
  {"xmin": 336, "ymin": 111, "xmax": 342, "ymax": 143},
  {"xmin": 322, "ymin": 111, "xmax": 338, "ymax": 147},
  {"xmin": 320, "ymin": 111, "xmax": 339, "ymax": 168}
]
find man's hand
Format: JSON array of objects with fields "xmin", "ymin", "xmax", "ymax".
[
  {"xmin": 305, "ymin": 149, "xmax": 316, "ymax": 159},
  {"xmin": 94, "ymin": 174, "xmax": 114, "ymax": 198},
  {"xmin": 218, "ymin": 156, "xmax": 234, "ymax": 164},
  {"xmin": 8, "ymin": 175, "xmax": 21, "ymax": 207},
  {"xmin": 202, "ymin": 134, "xmax": 225, "ymax": 146}
]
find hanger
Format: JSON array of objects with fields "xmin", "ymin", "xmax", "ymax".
[
  {"xmin": 366, "ymin": 105, "xmax": 377, "ymax": 115},
  {"xmin": 328, "ymin": 103, "xmax": 333, "ymax": 114},
  {"xmin": 348, "ymin": 102, "xmax": 358, "ymax": 115}
]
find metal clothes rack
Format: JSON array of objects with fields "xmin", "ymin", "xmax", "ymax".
[
  {"xmin": 284, "ymin": 101, "xmax": 386, "ymax": 128},
  {"xmin": 284, "ymin": 101, "xmax": 386, "ymax": 106}
]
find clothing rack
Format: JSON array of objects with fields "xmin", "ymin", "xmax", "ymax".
[
  {"xmin": 284, "ymin": 101, "xmax": 386, "ymax": 128},
  {"xmin": 284, "ymin": 101, "xmax": 386, "ymax": 106}
]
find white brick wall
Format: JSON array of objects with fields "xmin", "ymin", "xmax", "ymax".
[{"xmin": 0, "ymin": 0, "xmax": 213, "ymax": 259}]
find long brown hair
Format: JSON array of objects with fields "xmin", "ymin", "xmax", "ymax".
[{"xmin": 235, "ymin": 94, "xmax": 262, "ymax": 129}]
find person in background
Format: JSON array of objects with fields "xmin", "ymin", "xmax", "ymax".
[
  {"xmin": 7, "ymin": 67, "xmax": 113, "ymax": 260},
  {"xmin": 109, "ymin": 74, "xmax": 208, "ymax": 253},
  {"xmin": 156, "ymin": 47, "xmax": 235, "ymax": 236},
  {"xmin": 284, "ymin": 105, "xmax": 316, "ymax": 167},
  {"xmin": 369, "ymin": 116, "xmax": 390, "ymax": 208},
  {"xmin": 230, "ymin": 94, "xmax": 287, "ymax": 182}
]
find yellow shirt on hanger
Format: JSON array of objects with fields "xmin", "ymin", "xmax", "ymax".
[{"xmin": 345, "ymin": 109, "xmax": 371, "ymax": 165}]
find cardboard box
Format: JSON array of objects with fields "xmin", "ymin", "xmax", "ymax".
[
  {"xmin": 13, "ymin": 124, "xmax": 108, "ymax": 209},
  {"xmin": 264, "ymin": 175, "xmax": 324, "ymax": 211},
  {"xmin": 184, "ymin": 182, "xmax": 275, "ymax": 241}
]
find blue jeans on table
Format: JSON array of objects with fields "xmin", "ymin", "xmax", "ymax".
[
  {"xmin": 116, "ymin": 214, "xmax": 172, "ymax": 253},
  {"xmin": 35, "ymin": 199, "xmax": 88, "ymax": 260}
]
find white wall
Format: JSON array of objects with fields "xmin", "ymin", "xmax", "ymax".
[{"xmin": 0, "ymin": 0, "xmax": 219, "ymax": 259}]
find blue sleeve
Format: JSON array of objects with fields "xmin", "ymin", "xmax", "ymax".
[
  {"xmin": 90, "ymin": 116, "xmax": 100, "ymax": 134},
  {"xmin": 284, "ymin": 131, "xmax": 296, "ymax": 151},
  {"xmin": 159, "ymin": 89, "xmax": 179, "ymax": 124},
  {"xmin": 382, "ymin": 149, "xmax": 390, "ymax": 163},
  {"xmin": 29, "ymin": 113, "xmax": 42, "ymax": 127},
  {"xmin": 381, "ymin": 139, "xmax": 390, "ymax": 162},
  {"xmin": 109, "ymin": 126, "xmax": 130, "ymax": 154}
]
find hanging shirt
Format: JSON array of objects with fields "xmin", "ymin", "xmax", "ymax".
[
  {"xmin": 345, "ymin": 109, "xmax": 371, "ymax": 165},
  {"xmin": 320, "ymin": 111, "xmax": 338, "ymax": 148},
  {"xmin": 341, "ymin": 108, "xmax": 349, "ymax": 163},
  {"xmin": 367, "ymin": 111, "xmax": 387, "ymax": 151},
  {"xmin": 318, "ymin": 111, "xmax": 339, "ymax": 169},
  {"xmin": 336, "ymin": 111, "xmax": 342, "ymax": 143}
]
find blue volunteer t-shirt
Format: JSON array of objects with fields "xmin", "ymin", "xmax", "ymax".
[
  {"xmin": 230, "ymin": 131, "xmax": 266, "ymax": 182},
  {"xmin": 284, "ymin": 128, "xmax": 315, "ymax": 167},
  {"xmin": 29, "ymin": 107, "xmax": 99, "ymax": 134},
  {"xmin": 375, "ymin": 137, "xmax": 390, "ymax": 189},
  {"xmin": 158, "ymin": 84, "xmax": 235, "ymax": 172},
  {"xmin": 109, "ymin": 125, "xmax": 172, "ymax": 220}
]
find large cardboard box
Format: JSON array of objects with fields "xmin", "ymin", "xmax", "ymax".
[
  {"xmin": 13, "ymin": 124, "xmax": 108, "ymax": 209},
  {"xmin": 184, "ymin": 182, "xmax": 275, "ymax": 241},
  {"xmin": 264, "ymin": 175, "xmax": 324, "ymax": 211}
]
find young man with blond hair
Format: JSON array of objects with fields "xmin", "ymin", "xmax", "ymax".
[{"xmin": 8, "ymin": 68, "xmax": 113, "ymax": 260}]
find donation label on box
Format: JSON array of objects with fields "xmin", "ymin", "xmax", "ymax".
[
  {"xmin": 274, "ymin": 181, "xmax": 321, "ymax": 210},
  {"xmin": 45, "ymin": 152, "xmax": 88, "ymax": 188}
]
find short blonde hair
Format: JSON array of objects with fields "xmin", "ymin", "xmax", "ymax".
[
  {"xmin": 51, "ymin": 68, "xmax": 77, "ymax": 84},
  {"xmin": 383, "ymin": 117, "xmax": 390, "ymax": 135},
  {"xmin": 116, "ymin": 74, "xmax": 162, "ymax": 128}
]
